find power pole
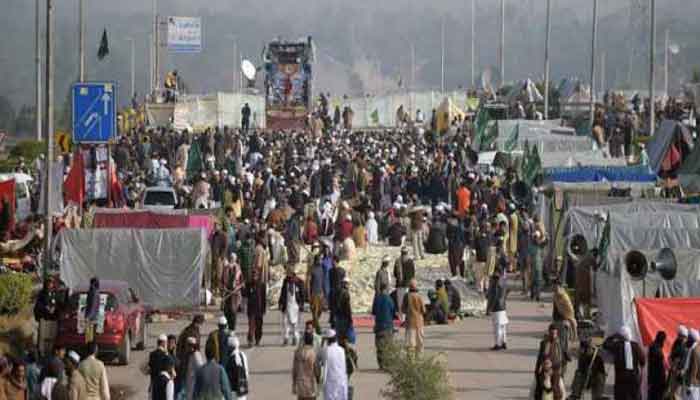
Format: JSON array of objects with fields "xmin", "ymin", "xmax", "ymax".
[
  {"xmin": 664, "ymin": 28, "xmax": 669, "ymax": 96},
  {"xmin": 601, "ymin": 51, "xmax": 606, "ymax": 94},
  {"xmin": 544, "ymin": 0, "xmax": 551, "ymax": 120},
  {"xmin": 78, "ymin": 0, "xmax": 85, "ymax": 82},
  {"xmin": 152, "ymin": 0, "xmax": 159, "ymax": 92},
  {"xmin": 43, "ymin": 0, "xmax": 55, "ymax": 278},
  {"xmin": 470, "ymin": 0, "xmax": 475, "ymax": 88},
  {"xmin": 441, "ymin": 15, "xmax": 446, "ymax": 93},
  {"xmin": 500, "ymin": 0, "xmax": 505, "ymax": 85},
  {"xmin": 589, "ymin": 0, "xmax": 598, "ymax": 130},
  {"xmin": 410, "ymin": 42, "xmax": 415, "ymax": 113},
  {"xmin": 128, "ymin": 38, "xmax": 135, "ymax": 99},
  {"xmin": 649, "ymin": 0, "xmax": 656, "ymax": 135},
  {"xmin": 35, "ymin": 0, "xmax": 42, "ymax": 141},
  {"xmin": 233, "ymin": 40, "xmax": 238, "ymax": 93}
]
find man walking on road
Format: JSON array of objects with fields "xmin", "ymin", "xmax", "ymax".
[
  {"xmin": 320, "ymin": 329, "xmax": 348, "ymax": 400},
  {"xmin": 245, "ymin": 270, "xmax": 267, "ymax": 347},
  {"xmin": 402, "ymin": 279, "xmax": 425, "ymax": 355},
  {"xmin": 394, "ymin": 247, "xmax": 415, "ymax": 322},
  {"xmin": 486, "ymin": 273, "xmax": 508, "ymax": 351},
  {"xmin": 372, "ymin": 283, "xmax": 396, "ymax": 370},
  {"xmin": 78, "ymin": 342, "xmax": 110, "ymax": 400}
]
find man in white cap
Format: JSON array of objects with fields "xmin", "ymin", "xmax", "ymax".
[
  {"xmin": 684, "ymin": 329, "xmax": 700, "ymax": 398},
  {"xmin": 686, "ymin": 328, "xmax": 700, "ymax": 400},
  {"xmin": 602, "ymin": 326, "xmax": 645, "ymax": 400},
  {"xmin": 365, "ymin": 211, "xmax": 379, "ymax": 245},
  {"xmin": 206, "ymin": 316, "xmax": 231, "ymax": 365},
  {"xmin": 182, "ymin": 337, "xmax": 205, "ymax": 400},
  {"xmin": 320, "ymin": 329, "xmax": 348, "ymax": 400},
  {"xmin": 279, "ymin": 265, "xmax": 305, "ymax": 346},
  {"xmin": 668, "ymin": 325, "xmax": 689, "ymax": 398},
  {"xmin": 55, "ymin": 350, "xmax": 86, "ymax": 400},
  {"xmin": 394, "ymin": 247, "xmax": 415, "ymax": 322},
  {"xmin": 148, "ymin": 334, "xmax": 171, "ymax": 399},
  {"xmin": 224, "ymin": 335, "xmax": 249, "ymax": 400}
]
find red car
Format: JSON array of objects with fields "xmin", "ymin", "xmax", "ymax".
[{"xmin": 56, "ymin": 280, "xmax": 147, "ymax": 365}]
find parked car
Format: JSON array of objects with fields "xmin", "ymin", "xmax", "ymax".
[
  {"xmin": 140, "ymin": 186, "xmax": 178, "ymax": 210},
  {"xmin": 0, "ymin": 173, "xmax": 33, "ymax": 222},
  {"xmin": 55, "ymin": 280, "xmax": 147, "ymax": 365}
]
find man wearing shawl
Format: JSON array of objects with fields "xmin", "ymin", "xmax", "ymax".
[
  {"xmin": 535, "ymin": 324, "xmax": 565, "ymax": 400},
  {"xmin": 602, "ymin": 326, "xmax": 645, "ymax": 400}
]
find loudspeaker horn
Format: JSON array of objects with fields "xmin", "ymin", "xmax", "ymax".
[
  {"xmin": 651, "ymin": 247, "xmax": 677, "ymax": 281},
  {"xmin": 625, "ymin": 250, "xmax": 648, "ymax": 280},
  {"xmin": 567, "ymin": 234, "xmax": 588, "ymax": 263}
]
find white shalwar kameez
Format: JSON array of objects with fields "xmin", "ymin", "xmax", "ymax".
[
  {"xmin": 282, "ymin": 288, "xmax": 300, "ymax": 344},
  {"xmin": 323, "ymin": 343, "xmax": 348, "ymax": 400},
  {"xmin": 366, "ymin": 214, "xmax": 379, "ymax": 244}
]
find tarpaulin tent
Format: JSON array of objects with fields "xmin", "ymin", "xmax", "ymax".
[
  {"xmin": 92, "ymin": 209, "xmax": 214, "ymax": 237},
  {"xmin": 646, "ymin": 119, "xmax": 694, "ymax": 174},
  {"xmin": 544, "ymin": 166, "xmax": 656, "ymax": 183},
  {"xmin": 58, "ymin": 228, "xmax": 208, "ymax": 308},
  {"xmin": 679, "ymin": 144, "xmax": 700, "ymax": 193},
  {"xmin": 562, "ymin": 202, "xmax": 700, "ymax": 335}
]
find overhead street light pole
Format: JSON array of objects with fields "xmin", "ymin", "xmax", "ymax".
[
  {"xmin": 35, "ymin": 0, "xmax": 42, "ymax": 140},
  {"xmin": 43, "ymin": 0, "xmax": 55, "ymax": 279},
  {"xmin": 649, "ymin": 0, "xmax": 656, "ymax": 136},
  {"xmin": 589, "ymin": 0, "xmax": 598, "ymax": 131},
  {"xmin": 544, "ymin": 0, "xmax": 551, "ymax": 120}
]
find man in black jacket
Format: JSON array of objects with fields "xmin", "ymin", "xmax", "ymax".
[
  {"xmin": 279, "ymin": 266, "xmax": 305, "ymax": 346},
  {"xmin": 245, "ymin": 271, "xmax": 267, "ymax": 347},
  {"xmin": 486, "ymin": 273, "xmax": 508, "ymax": 350},
  {"xmin": 34, "ymin": 277, "xmax": 59, "ymax": 357}
]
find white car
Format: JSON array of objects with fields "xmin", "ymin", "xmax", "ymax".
[
  {"xmin": 140, "ymin": 186, "xmax": 178, "ymax": 210},
  {"xmin": 0, "ymin": 173, "xmax": 33, "ymax": 221}
]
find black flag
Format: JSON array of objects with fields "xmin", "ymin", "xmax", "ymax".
[{"xmin": 97, "ymin": 29, "xmax": 109, "ymax": 60}]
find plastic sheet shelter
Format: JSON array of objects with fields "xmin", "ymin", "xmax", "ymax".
[
  {"xmin": 561, "ymin": 202, "xmax": 700, "ymax": 336},
  {"xmin": 679, "ymin": 143, "xmax": 700, "ymax": 193},
  {"xmin": 58, "ymin": 228, "xmax": 208, "ymax": 308},
  {"xmin": 646, "ymin": 119, "xmax": 694, "ymax": 174}
]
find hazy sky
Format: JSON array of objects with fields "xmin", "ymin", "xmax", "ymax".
[{"xmin": 0, "ymin": 0, "xmax": 697, "ymax": 110}]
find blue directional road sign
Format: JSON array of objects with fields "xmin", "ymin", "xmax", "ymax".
[{"xmin": 72, "ymin": 82, "xmax": 117, "ymax": 143}]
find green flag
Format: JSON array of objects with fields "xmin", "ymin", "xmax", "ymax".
[
  {"xmin": 473, "ymin": 107, "xmax": 490, "ymax": 151},
  {"xmin": 597, "ymin": 212, "xmax": 611, "ymax": 261},
  {"xmin": 370, "ymin": 109, "xmax": 379, "ymax": 125},
  {"xmin": 186, "ymin": 141, "xmax": 202, "ymax": 178},
  {"xmin": 97, "ymin": 28, "xmax": 110, "ymax": 60},
  {"xmin": 504, "ymin": 122, "xmax": 520, "ymax": 152}
]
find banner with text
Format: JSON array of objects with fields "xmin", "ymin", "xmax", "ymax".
[{"xmin": 167, "ymin": 17, "xmax": 202, "ymax": 53}]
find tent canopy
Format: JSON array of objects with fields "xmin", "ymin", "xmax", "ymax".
[
  {"xmin": 679, "ymin": 143, "xmax": 700, "ymax": 192},
  {"xmin": 646, "ymin": 119, "xmax": 694, "ymax": 174},
  {"xmin": 59, "ymin": 228, "xmax": 208, "ymax": 309}
]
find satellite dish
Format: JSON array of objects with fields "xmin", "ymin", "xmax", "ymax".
[
  {"xmin": 669, "ymin": 43, "xmax": 680, "ymax": 55},
  {"xmin": 241, "ymin": 59, "xmax": 256, "ymax": 81}
]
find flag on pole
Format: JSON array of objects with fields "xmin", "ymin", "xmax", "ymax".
[
  {"xmin": 397, "ymin": 75, "xmax": 403, "ymax": 88},
  {"xmin": 472, "ymin": 107, "xmax": 490, "ymax": 150},
  {"xmin": 97, "ymin": 28, "xmax": 110, "ymax": 60},
  {"xmin": 64, "ymin": 150, "xmax": 86, "ymax": 206},
  {"xmin": 597, "ymin": 212, "xmax": 611, "ymax": 263},
  {"xmin": 186, "ymin": 141, "xmax": 203, "ymax": 178},
  {"xmin": 504, "ymin": 122, "xmax": 520, "ymax": 152}
]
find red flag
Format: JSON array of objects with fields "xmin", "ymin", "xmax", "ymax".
[
  {"xmin": 109, "ymin": 164, "xmax": 125, "ymax": 208},
  {"xmin": 0, "ymin": 179, "xmax": 16, "ymax": 234},
  {"xmin": 64, "ymin": 150, "xmax": 86, "ymax": 206}
]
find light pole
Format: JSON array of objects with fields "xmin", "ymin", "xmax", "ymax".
[
  {"xmin": 127, "ymin": 37, "xmax": 135, "ymax": 100},
  {"xmin": 43, "ymin": 0, "xmax": 55, "ymax": 278},
  {"xmin": 589, "ymin": 0, "xmax": 598, "ymax": 131},
  {"xmin": 544, "ymin": 0, "xmax": 551, "ymax": 120},
  {"xmin": 78, "ymin": 0, "xmax": 85, "ymax": 82},
  {"xmin": 470, "ymin": 0, "xmax": 475, "ymax": 88},
  {"xmin": 649, "ymin": 0, "xmax": 656, "ymax": 135},
  {"xmin": 35, "ymin": 0, "xmax": 42, "ymax": 140},
  {"xmin": 500, "ymin": 0, "xmax": 505, "ymax": 85},
  {"xmin": 441, "ymin": 15, "xmax": 446, "ymax": 93}
]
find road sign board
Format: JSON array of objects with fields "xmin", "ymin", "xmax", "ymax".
[{"xmin": 72, "ymin": 82, "xmax": 117, "ymax": 143}]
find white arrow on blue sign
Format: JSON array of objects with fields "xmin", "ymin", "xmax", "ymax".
[{"xmin": 72, "ymin": 82, "xmax": 117, "ymax": 143}]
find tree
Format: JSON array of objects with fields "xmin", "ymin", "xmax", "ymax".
[
  {"xmin": 13, "ymin": 105, "xmax": 36, "ymax": 138},
  {"xmin": 0, "ymin": 96, "xmax": 16, "ymax": 134},
  {"xmin": 692, "ymin": 67, "xmax": 700, "ymax": 84}
]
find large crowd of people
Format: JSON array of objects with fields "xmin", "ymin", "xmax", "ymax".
[{"xmin": 1, "ymin": 84, "xmax": 699, "ymax": 400}]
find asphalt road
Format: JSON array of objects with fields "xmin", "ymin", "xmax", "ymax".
[{"xmin": 104, "ymin": 292, "xmax": 566, "ymax": 400}]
